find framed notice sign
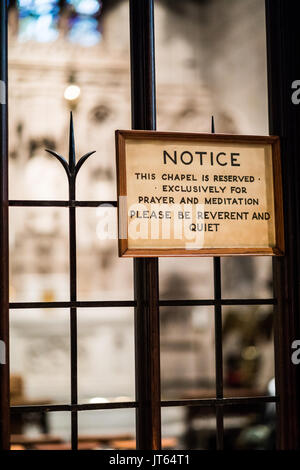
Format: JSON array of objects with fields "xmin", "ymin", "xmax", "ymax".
[{"xmin": 115, "ymin": 130, "xmax": 284, "ymax": 257}]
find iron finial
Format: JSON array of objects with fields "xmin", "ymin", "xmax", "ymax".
[
  {"xmin": 211, "ymin": 115, "xmax": 215, "ymax": 134},
  {"xmin": 45, "ymin": 113, "xmax": 96, "ymax": 181},
  {"xmin": 69, "ymin": 111, "xmax": 76, "ymax": 173}
]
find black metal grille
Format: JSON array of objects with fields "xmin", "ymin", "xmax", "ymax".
[
  {"xmin": 8, "ymin": 115, "xmax": 278, "ymax": 450},
  {"xmin": 8, "ymin": 110, "xmax": 279, "ymax": 449}
]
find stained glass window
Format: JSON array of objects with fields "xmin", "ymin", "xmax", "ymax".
[
  {"xmin": 68, "ymin": 0, "xmax": 102, "ymax": 47},
  {"xmin": 17, "ymin": 1, "xmax": 60, "ymax": 43},
  {"xmin": 10, "ymin": 0, "xmax": 103, "ymax": 46},
  {"xmin": 71, "ymin": 0, "xmax": 101, "ymax": 15}
]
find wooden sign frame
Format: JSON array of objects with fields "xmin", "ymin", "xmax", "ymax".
[{"xmin": 115, "ymin": 130, "xmax": 284, "ymax": 258}]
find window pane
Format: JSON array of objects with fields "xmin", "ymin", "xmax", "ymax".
[
  {"xmin": 76, "ymin": 208, "xmax": 133, "ymax": 301},
  {"xmin": 223, "ymin": 403, "xmax": 276, "ymax": 450},
  {"xmin": 160, "ymin": 306, "xmax": 216, "ymax": 400},
  {"xmin": 155, "ymin": 0, "xmax": 268, "ymax": 136},
  {"xmin": 222, "ymin": 305, "xmax": 275, "ymax": 397},
  {"xmin": 221, "ymin": 257, "xmax": 273, "ymax": 299},
  {"xmin": 162, "ymin": 406, "xmax": 216, "ymax": 450},
  {"xmin": 78, "ymin": 308, "xmax": 135, "ymax": 403},
  {"xmin": 10, "ymin": 207, "xmax": 69, "ymax": 303},
  {"xmin": 10, "ymin": 411, "xmax": 71, "ymax": 450},
  {"xmin": 78, "ymin": 409, "xmax": 135, "ymax": 450},
  {"xmin": 10, "ymin": 309, "xmax": 70, "ymax": 406},
  {"xmin": 159, "ymin": 258, "xmax": 214, "ymax": 300}
]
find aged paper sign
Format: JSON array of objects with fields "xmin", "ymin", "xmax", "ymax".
[{"xmin": 116, "ymin": 131, "xmax": 284, "ymax": 257}]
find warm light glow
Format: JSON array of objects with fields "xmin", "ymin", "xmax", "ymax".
[
  {"xmin": 89, "ymin": 397, "xmax": 109, "ymax": 404},
  {"xmin": 64, "ymin": 84, "xmax": 81, "ymax": 102}
]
